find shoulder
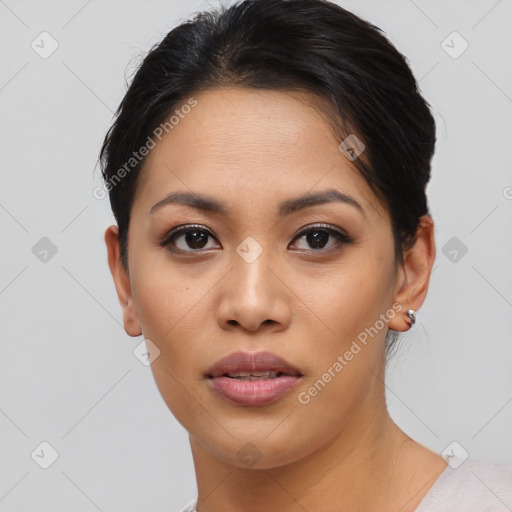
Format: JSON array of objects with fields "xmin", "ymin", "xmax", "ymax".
[{"xmin": 416, "ymin": 459, "xmax": 512, "ymax": 512}]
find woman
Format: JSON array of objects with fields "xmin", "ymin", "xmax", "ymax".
[{"xmin": 100, "ymin": 0, "xmax": 512, "ymax": 510}]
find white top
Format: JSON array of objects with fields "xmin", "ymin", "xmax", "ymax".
[
  {"xmin": 415, "ymin": 459, "xmax": 512, "ymax": 511},
  {"xmin": 178, "ymin": 459, "xmax": 512, "ymax": 512}
]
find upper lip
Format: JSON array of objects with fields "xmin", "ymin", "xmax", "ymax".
[{"xmin": 206, "ymin": 351, "xmax": 303, "ymax": 378}]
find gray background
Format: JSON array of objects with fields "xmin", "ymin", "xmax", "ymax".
[{"xmin": 1, "ymin": 0, "xmax": 511, "ymax": 510}]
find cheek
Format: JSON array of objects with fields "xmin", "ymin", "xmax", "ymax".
[
  {"xmin": 298, "ymin": 254, "xmax": 390, "ymax": 343},
  {"xmin": 296, "ymin": 277, "xmax": 390, "ymax": 431},
  {"xmin": 129, "ymin": 255, "xmax": 217, "ymax": 379},
  {"xmin": 130, "ymin": 247, "xmax": 201, "ymax": 336},
  {"xmin": 131, "ymin": 265, "xmax": 211, "ymax": 425},
  {"xmin": 295, "ymin": 250, "xmax": 393, "ymax": 391}
]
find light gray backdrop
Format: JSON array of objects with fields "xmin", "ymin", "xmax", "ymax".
[{"xmin": 1, "ymin": 0, "xmax": 511, "ymax": 511}]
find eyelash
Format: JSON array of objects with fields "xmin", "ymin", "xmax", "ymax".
[{"xmin": 159, "ymin": 223, "xmax": 354, "ymax": 255}]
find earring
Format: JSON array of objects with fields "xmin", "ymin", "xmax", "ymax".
[{"xmin": 406, "ymin": 309, "xmax": 416, "ymax": 328}]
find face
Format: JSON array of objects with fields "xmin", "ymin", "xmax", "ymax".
[{"xmin": 107, "ymin": 88, "xmax": 418, "ymax": 469}]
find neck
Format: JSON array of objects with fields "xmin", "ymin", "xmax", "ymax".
[{"xmin": 188, "ymin": 375, "xmax": 444, "ymax": 512}]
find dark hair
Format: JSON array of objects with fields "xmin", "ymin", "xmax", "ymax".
[{"xmin": 99, "ymin": 0, "xmax": 436, "ymax": 353}]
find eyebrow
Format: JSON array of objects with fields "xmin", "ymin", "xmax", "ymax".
[{"xmin": 149, "ymin": 188, "xmax": 366, "ymax": 218}]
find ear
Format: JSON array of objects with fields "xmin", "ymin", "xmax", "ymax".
[
  {"xmin": 104, "ymin": 225, "xmax": 142, "ymax": 337},
  {"xmin": 387, "ymin": 214, "xmax": 436, "ymax": 332}
]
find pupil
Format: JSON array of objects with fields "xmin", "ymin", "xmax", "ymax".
[
  {"xmin": 186, "ymin": 231, "xmax": 208, "ymax": 249},
  {"xmin": 307, "ymin": 230, "xmax": 329, "ymax": 249}
]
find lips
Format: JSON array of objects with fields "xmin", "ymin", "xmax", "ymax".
[
  {"xmin": 206, "ymin": 351, "xmax": 304, "ymax": 406},
  {"xmin": 206, "ymin": 351, "xmax": 303, "ymax": 379}
]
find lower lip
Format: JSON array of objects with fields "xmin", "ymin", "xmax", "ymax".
[{"xmin": 208, "ymin": 375, "xmax": 302, "ymax": 406}]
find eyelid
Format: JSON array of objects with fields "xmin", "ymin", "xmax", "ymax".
[
  {"xmin": 292, "ymin": 222, "xmax": 348, "ymax": 239},
  {"xmin": 166, "ymin": 223, "xmax": 215, "ymax": 237}
]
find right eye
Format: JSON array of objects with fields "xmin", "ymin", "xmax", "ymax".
[{"xmin": 159, "ymin": 224, "xmax": 221, "ymax": 253}]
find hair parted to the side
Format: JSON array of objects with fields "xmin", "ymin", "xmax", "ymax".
[{"xmin": 99, "ymin": 0, "xmax": 436, "ymax": 354}]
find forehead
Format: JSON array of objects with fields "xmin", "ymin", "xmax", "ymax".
[{"xmin": 133, "ymin": 88, "xmax": 385, "ymax": 220}]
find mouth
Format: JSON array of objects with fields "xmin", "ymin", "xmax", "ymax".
[
  {"xmin": 206, "ymin": 350, "xmax": 303, "ymax": 379},
  {"xmin": 205, "ymin": 351, "xmax": 303, "ymax": 406}
]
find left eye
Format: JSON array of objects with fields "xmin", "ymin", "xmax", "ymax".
[{"xmin": 289, "ymin": 225, "xmax": 352, "ymax": 251}]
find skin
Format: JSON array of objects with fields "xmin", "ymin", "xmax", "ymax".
[{"xmin": 105, "ymin": 88, "xmax": 447, "ymax": 511}]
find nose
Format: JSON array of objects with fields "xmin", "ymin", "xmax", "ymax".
[{"xmin": 216, "ymin": 251, "xmax": 292, "ymax": 333}]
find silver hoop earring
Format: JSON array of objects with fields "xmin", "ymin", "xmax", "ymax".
[{"xmin": 406, "ymin": 309, "xmax": 416, "ymax": 328}]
